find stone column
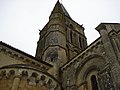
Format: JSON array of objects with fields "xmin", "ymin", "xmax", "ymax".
[
  {"xmin": 96, "ymin": 24, "xmax": 120, "ymax": 89},
  {"xmin": 11, "ymin": 77, "xmax": 20, "ymax": 90},
  {"xmin": 112, "ymin": 38, "xmax": 120, "ymax": 60}
]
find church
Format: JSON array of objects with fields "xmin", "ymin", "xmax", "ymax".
[{"xmin": 0, "ymin": 1, "xmax": 120, "ymax": 90}]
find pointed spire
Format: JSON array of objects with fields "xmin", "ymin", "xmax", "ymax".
[
  {"xmin": 51, "ymin": 0, "xmax": 71, "ymax": 18},
  {"xmin": 60, "ymin": 3, "xmax": 71, "ymax": 18},
  {"xmin": 57, "ymin": 0, "xmax": 60, "ymax": 3},
  {"xmin": 52, "ymin": 0, "xmax": 62, "ymax": 13}
]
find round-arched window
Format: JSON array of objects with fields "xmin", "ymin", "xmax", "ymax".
[{"xmin": 91, "ymin": 75, "xmax": 99, "ymax": 90}]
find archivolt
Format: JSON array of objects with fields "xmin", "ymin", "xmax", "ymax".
[{"xmin": 75, "ymin": 54, "xmax": 106, "ymax": 84}]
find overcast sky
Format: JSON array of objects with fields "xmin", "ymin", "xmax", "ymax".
[{"xmin": 0, "ymin": 0, "xmax": 120, "ymax": 56}]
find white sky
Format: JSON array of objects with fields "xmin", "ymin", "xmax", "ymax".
[{"xmin": 0, "ymin": 0, "xmax": 120, "ymax": 56}]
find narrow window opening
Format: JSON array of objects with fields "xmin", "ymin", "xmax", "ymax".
[
  {"xmin": 70, "ymin": 31, "xmax": 73, "ymax": 43},
  {"xmin": 70, "ymin": 24, "xmax": 74, "ymax": 29},
  {"xmin": 74, "ymin": 33, "xmax": 77, "ymax": 45},
  {"xmin": 79, "ymin": 37, "xmax": 82, "ymax": 48},
  {"xmin": 66, "ymin": 45, "xmax": 70, "ymax": 60},
  {"xmin": 91, "ymin": 75, "xmax": 99, "ymax": 90},
  {"xmin": 51, "ymin": 57, "xmax": 54, "ymax": 62}
]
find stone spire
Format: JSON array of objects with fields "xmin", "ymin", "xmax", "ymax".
[{"xmin": 50, "ymin": 0, "xmax": 71, "ymax": 18}]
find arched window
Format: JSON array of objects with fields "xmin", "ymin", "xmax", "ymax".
[{"xmin": 91, "ymin": 75, "xmax": 99, "ymax": 90}]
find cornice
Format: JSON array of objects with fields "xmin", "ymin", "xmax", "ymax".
[{"xmin": 0, "ymin": 41, "xmax": 53, "ymax": 70}]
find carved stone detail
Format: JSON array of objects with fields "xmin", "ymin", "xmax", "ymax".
[
  {"xmin": 98, "ymin": 68, "xmax": 114, "ymax": 90},
  {"xmin": 0, "ymin": 65, "xmax": 60, "ymax": 89}
]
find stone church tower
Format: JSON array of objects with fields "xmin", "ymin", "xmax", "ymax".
[
  {"xmin": 35, "ymin": 1, "xmax": 87, "ymax": 78},
  {"xmin": 0, "ymin": 1, "xmax": 120, "ymax": 90}
]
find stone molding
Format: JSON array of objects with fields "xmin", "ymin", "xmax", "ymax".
[
  {"xmin": 0, "ymin": 45, "xmax": 51, "ymax": 71},
  {"xmin": 0, "ymin": 64, "xmax": 61, "ymax": 89}
]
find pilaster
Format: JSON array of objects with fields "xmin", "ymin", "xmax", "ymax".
[
  {"xmin": 11, "ymin": 76, "xmax": 21, "ymax": 90},
  {"xmin": 96, "ymin": 23, "xmax": 120, "ymax": 89}
]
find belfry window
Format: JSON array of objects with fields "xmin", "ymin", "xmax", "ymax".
[
  {"xmin": 70, "ymin": 30, "xmax": 73, "ymax": 43},
  {"xmin": 79, "ymin": 37, "xmax": 82, "ymax": 48},
  {"xmin": 91, "ymin": 75, "xmax": 99, "ymax": 90},
  {"xmin": 73, "ymin": 33, "xmax": 77, "ymax": 45}
]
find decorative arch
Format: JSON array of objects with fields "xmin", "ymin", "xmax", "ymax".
[
  {"xmin": 75, "ymin": 54, "xmax": 106, "ymax": 89},
  {"xmin": 75, "ymin": 54, "xmax": 106, "ymax": 78},
  {"xmin": 83, "ymin": 65, "xmax": 100, "ymax": 80}
]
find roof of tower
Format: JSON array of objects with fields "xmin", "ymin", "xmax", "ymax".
[
  {"xmin": 52, "ymin": 0, "xmax": 71, "ymax": 18},
  {"xmin": 60, "ymin": 3, "xmax": 71, "ymax": 18}
]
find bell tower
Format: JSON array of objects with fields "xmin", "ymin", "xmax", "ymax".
[
  {"xmin": 35, "ymin": 1, "xmax": 87, "ymax": 78},
  {"xmin": 36, "ymin": 1, "xmax": 68, "ymax": 66}
]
